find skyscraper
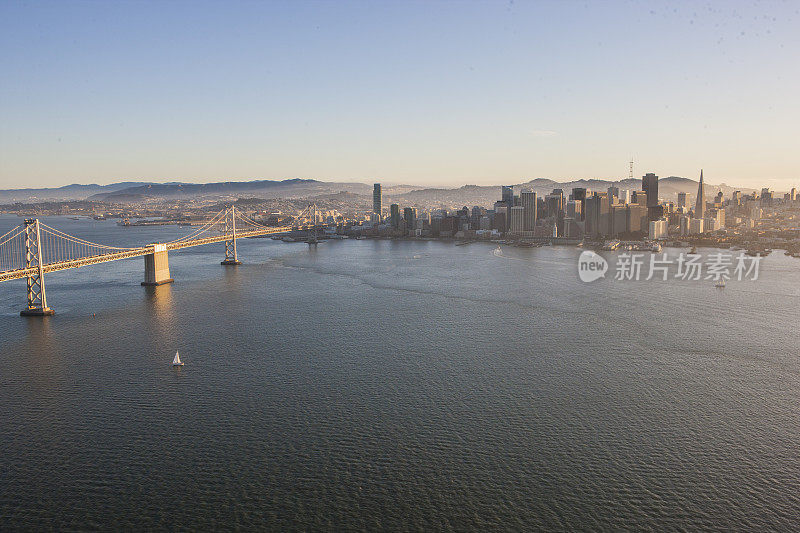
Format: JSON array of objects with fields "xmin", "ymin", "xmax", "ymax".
[
  {"xmin": 520, "ymin": 190, "xmax": 537, "ymax": 231},
  {"xmin": 373, "ymin": 183, "xmax": 382, "ymax": 219},
  {"xmin": 642, "ymin": 173, "xmax": 660, "ymax": 221},
  {"xmin": 545, "ymin": 190, "xmax": 564, "ymax": 218},
  {"xmin": 572, "ymin": 188, "xmax": 587, "ymax": 220},
  {"xmin": 791, "ymin": 188, "xmax": 797, "ymax": 202},
  {"xmin": 695, "ymin": 170, "xmax": 706, "ymax": 219},
  {"xmin": 403, "ymin": 207, "xmax": 417, "ymax": 231},
  {"xmin": 642, "ymin": 173, "xmax": 658, "ymax": 207},
  {"xmin": 510, "ymin": 206, "xmax": 525, "ymax": 234},
  {"xmin": 677, "ymin": 192, "xmax": 688, "ymax": 208},
  {"xmin": 760, "ymin": 188, "xmax": 773, "ymax": 207},
  {"xmin": 631, "ymin": 191, "xmax": 647, "ymax": 206},
  {"xmin": 390, "ymin": 203, "xmax": 400, "ymax": 228},
  {"xmin": 501, "ymin": 186, "xmax": 514, "ymax": 207}
]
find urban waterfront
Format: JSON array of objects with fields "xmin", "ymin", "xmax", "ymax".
[{"xmin": 1, "ymin": 218, "xmax": 800, "ymax": 529}]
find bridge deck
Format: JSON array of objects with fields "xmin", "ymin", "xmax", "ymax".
[{"xmin": 0, "ymin": 226, "xmax": 290, "ymax": 283}]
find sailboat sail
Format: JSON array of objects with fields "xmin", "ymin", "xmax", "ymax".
[{"xmin": 173, "ymin": 351, "xmax": 182, "ymax": 365}]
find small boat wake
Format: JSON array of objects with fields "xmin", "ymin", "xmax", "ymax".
[{"xmin": 492, "ymin": 246, "xmax": 503, "ymax": 257}]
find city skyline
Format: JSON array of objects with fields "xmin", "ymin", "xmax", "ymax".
[{"xmin": 2, "ymin": 1, "xmax": 799, "ymax": 190}]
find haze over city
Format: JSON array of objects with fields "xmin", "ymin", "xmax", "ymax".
[{"xmin": 2, "ymin": 0, "xmax": 799, "ymax": 190}]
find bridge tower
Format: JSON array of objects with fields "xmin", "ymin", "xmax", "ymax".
[
  {"xmin": 221, "ymin": 206, "xmax": 241, "ymax": 265},
  {"xmin": 20, "ymin": 219, "xmax": 54, "ymax": 316},
  {"xmin": 142, "ymin": 243, "xmax": 174, "ymax": 286}
]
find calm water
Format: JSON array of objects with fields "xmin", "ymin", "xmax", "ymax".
[{"xmin": 1, "ymin": 215, "xmax": 800, "ymax": 530}]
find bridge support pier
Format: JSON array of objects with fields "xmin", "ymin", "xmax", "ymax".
[
  {"xmin": 142, "ymin": 244, "xmax": 174, "ymax": 286},
  {"xmin": 20, "ymin": 219, "xmax": 54, "ymax": 317},
  {"xmin": 221, "ymin": 205, "xmax": 241, "ymax": 265}
]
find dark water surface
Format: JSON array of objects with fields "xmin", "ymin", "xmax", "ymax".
[{"xmin": 1, "ymin": 216, "xmax": 800, "ymax": 530}]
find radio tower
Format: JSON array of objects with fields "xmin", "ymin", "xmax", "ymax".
[{"xmin": 629, "ymin": 158, "xmax": 634, "ymax": 181}]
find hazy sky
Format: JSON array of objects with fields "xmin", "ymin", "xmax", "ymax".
[{"xmin": 1, "ymin": 0, "xmax": 798, "ymax": 190}]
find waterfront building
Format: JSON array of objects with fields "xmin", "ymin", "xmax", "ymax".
[
  {"xmin": 470, "ymin": 206, "xmax": 486, "ymax": 229},
  {"xmin": 403, "ymin": 207, "xmax": 417, "ymax": 231},
  {"xmin": 510, "ymin": 206, "xmax": 525, "ymax": 234},
  {"xmin": 493, "ymin": 205, "xmax": 508, "ymax": 232}
]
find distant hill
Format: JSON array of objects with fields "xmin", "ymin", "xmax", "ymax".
[
  {"xmin": 0, "ymin": 176, "xmax": 757, "ymax": 207},
  {"xmin": 0, "ymin": 182, "xmax": 150, "ymax": 203},
  {"xmin": 90, "ymin": 178, "xmax": 367, "ymax": 201}
]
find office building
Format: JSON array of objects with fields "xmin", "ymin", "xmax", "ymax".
[
  {"xmin": 680, "ymin": 216, "xmax": 689, "ymax": 236},
  {"xmin": 631, "ymin": 191, "xmax": 648, "ymax": 206},
  {"xmin": 649, "ymin": 219, "xmax": 668, "ymax": 240},
  {"xmin": 510, "ymin": 206, "xmax": 525, "ymax": 234},
  {"xmin": 403, "ymin": 207, "xmax": 417, "ymax": 231},
  {"xmin": 610, "ymin": 204, "xmax": 628, "ymax": 236},
  {"xmin": 677, "ymin": 192, "xmax": 688, "ymax": 208},
  {"xmin": 627, "ymin": 204, "xmax": 648, "ymax": 233},
  {"xmin": 520, "ymin": 190, "xmax": 537, "ymax": 231},
  {"xmin": 386, "ymin": 203, "xmax": 398, "ymax": 228},
  {"xmin": 566, "ymin": 200, "xmax": 581, "ymax": 220},
  {"xmin": 695, "ymin": 170, "xmax": 706, "ymax": 219},
  {"xmin": 545, "ymin": 190, "xmax": 564, "ymax": 218},
  {"xmin": 572, "ymin": 188, "xmax": 587, "ymax": 220},
  {"xmin": 760, "ymin": 188, "xmax": 773, "ymax": 207},
  {"xmin": 502, "ymin": 186, "xmax": 514, "ymax": 207},
  {"xmin": 642, "ymin": 173, "xmax": 658, "ymax": 207},
  {"xmin": 585, "ymin": 193, "xmax": 611, "ymax": 237},
  {"xmin": 373, "ymin": 183, "xmax": 382, "ymax": 220}
]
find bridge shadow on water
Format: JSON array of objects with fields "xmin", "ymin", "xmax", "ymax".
[{"xmin": 143, "ymin": 283, "xmax": 176, "ymax": 339}]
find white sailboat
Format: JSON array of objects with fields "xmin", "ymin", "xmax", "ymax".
[{"xmin": 172, "ymin": 350, "xmax": 184, "ymax": 366}]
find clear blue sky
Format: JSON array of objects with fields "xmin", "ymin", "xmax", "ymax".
[{"xmin": 1, "ymin": 0, "xmax": 798, "ymax": 189}]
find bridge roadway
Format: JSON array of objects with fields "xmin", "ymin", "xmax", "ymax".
[{"xmin": 0, "ymin": 226, "xmax": 291, "ymax": 283}]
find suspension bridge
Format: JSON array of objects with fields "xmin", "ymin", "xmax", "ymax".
[{"xmin": 0, "ymin": 205, "xmax": 322, "ymax": 316}]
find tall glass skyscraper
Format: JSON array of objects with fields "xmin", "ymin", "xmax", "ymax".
[{"xmin": 373, "ymin": 183, "xmax": 382, "ymax": 218}]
